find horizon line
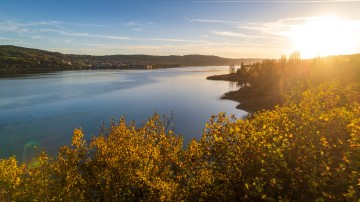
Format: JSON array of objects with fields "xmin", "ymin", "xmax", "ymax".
[{"xmin": 1, "ymin": 44, "xmax": 359, "ymax": 60}]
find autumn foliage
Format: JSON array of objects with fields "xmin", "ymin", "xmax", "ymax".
[
  {"xmin": 183, "ymin": 82, "xmax": 360, "ymax": 201},
  {"xmin": 1, "ymin": 80, "xmax": 359, "ymax": 201}
]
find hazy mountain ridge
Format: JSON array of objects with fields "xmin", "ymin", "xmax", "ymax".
[{"xmin": 0, "ymin": 45, "xmax": 261, "ymax": 75}]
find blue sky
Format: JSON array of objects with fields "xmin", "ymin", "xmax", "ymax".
[{"xmin": 1, "ymin": 0, "xmax": 360, "ymax": 58}]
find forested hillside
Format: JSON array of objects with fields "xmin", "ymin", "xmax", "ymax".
[{"xmin": 0, "ymin": 45, "xmax": 260, "ymax": 75}]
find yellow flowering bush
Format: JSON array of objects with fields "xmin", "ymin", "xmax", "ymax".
[{"xmin": 0, "ymin": 82, "xmax": 359, "ymax": 201}]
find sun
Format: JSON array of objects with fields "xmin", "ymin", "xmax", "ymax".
[{"xmin": 288, "ymin": 16, "xmax": 358, "ymax": 59}]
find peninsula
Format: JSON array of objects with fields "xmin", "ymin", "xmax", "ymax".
[{"xmin": 207, "ymin": 52, "xmax": 360, "ymax": 112}]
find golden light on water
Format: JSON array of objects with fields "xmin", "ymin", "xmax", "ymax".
[{"xmin": 288, "ymin": 17, "xmax": 359, "ymax": 59}]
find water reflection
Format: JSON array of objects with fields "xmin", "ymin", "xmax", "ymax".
[{"xmin": 0, "ymin": 67, "xmax": 247, "ymax": 160}]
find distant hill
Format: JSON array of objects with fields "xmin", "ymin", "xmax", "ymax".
[{"xmin": 0, "ymin": 45, "xmax": 261, "ymax": 75}]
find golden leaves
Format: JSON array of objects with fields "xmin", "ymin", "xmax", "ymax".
[{"xmin": 1, "ymin": 81, "xmax": 359, "ymax": 201}]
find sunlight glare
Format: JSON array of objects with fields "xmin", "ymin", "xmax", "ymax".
[{"xmin": 289, "ymin": 17, "xmax": 359, "ymax": 58}]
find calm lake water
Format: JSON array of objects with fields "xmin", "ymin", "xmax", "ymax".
[{"xmin": 0, "ymin": 66, "xmax": 246, "ymax": 161}]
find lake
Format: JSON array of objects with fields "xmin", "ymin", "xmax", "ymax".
[{"xmin": 0, "ymin": 66, "xmax": 246, "ymax": 161}]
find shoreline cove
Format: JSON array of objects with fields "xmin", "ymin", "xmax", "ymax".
[{"xmin": 207, "ymin": 73, "xmax": 283, "ymax": 113}]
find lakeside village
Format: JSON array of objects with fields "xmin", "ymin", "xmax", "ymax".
[{"xmin": 61, "ymin": 58, "xmax": 169, "ymax": 70}]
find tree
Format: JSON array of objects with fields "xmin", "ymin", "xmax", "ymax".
[
  {"xmin": 229, "ymin": 64, "xmax": 235, "ymax": 74},
  {"xmin": 183, "ymin": 82, "xmax": 360, "ymax": 201},
  {"xmin": 53, "ymin": 113, "xmax": 183, "ymax": 201},
  {"xmin": 278, "ymin": 54, "xmax": 288, "ymax": 93}
]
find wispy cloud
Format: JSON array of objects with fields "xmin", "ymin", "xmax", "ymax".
[
  {"xmin": 210, "ymin": 30, "xmax": 252, "ymax": 37},
  {"xmin": 13, "ymin": 41, "xmax": 31, "ymax": 45},
  {"xmin": 0, "ymin": 20, "xmax": 33, "ymax": 33},
  {"xmin": 189, "ymin": 17, "xmax": 297, "ymax": 39},
  {"xmin": 35, "ymin": 20, "xmax": 107, "ymax": 29},
  {"xmin": 0, "ymin": 37, "xmax": 19, "ymax": 41},
  {"xmin": 31, "ymin": 35, "xmax": 42, "ymax": 39},
  {"xmin": 124, "ymin": 21, "xmax": 138, "ymax": 26},
  {"xmin": 39, "ymin": 28, "xmax": 91, "ymax": 37},
  {"xmin": 38, "ymin": 26, "xmax": 206, "ymax": 43},
  {"xmin": 192, "ymin": 16, "xmax": 360, "ymax": 41},
  {"xmin": 0, "ymin": 20, "xmax": 107, "ymax": 34},
  {"xmin": 187, "ymin": 15, "xmax": 360, "ymax": 57},
  {"xmin": 132, "ymin": 28, "xmax": 143, "ymax": 32},
  {"xmin": 61, "ymin": 22, "xmax": 107, "ymax": 27},
  {"xmin": 123, "ymin": 21, "xmax": 152, "ymax": 32},
  {"xmin": 138, "ymin": 38, "xmax": 207, "ymax": 43},
  {"xmin": 199, "ymin": 34, "xmax": 209, "ymax": 38},
  {"xmin": 3, "ymin": 15, "xmax": 359, "ymax": 58},
  {"xmin": 188, "ymin": 18, "xmax": 240, "ymax": 24}
]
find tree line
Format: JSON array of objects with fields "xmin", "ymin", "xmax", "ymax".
[{"xmin": 221, "ymin": 51, "xmax": 360, "ymax": 110}]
